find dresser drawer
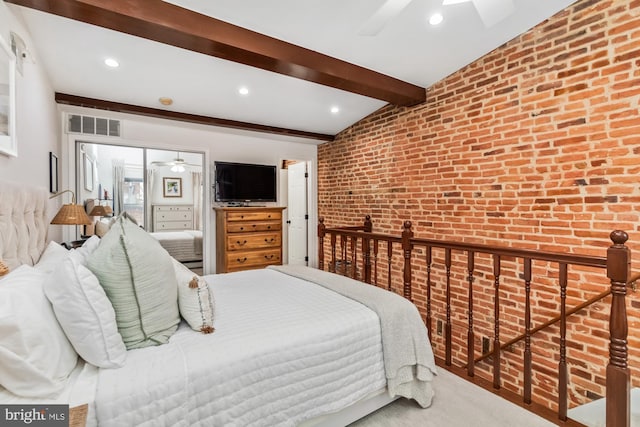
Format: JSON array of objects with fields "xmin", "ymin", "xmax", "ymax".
[
  {"xmin": 155, "ymin": 221, "xmax": 193, "ymax": 230},
  {"xmin": 227, "ymin": 211, "xmax": 282, "ymax": 222},
  {"xmin": 227, "ymin": 221, "xmax": 281, "ymax": 233},
  {"xmin": 155, "ymin": 210, "xmax": 193, "ymax": 221},
  {"xmin": 154, "ymin": 205, "xmax": 193, "ymax": 212},
  {"xmin": 226, "ymin": 232, "xmax": 281, "ymax": 251},
  {"xmin": 225, "ymin": 249, "xmax": 281, "ymax": 271}
]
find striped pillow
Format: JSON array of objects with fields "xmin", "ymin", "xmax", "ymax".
[{"xmin": 87, "ymin": 215, "xmax": 180, "ymax": 349}]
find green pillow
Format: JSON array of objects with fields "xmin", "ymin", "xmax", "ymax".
[{"xmin": 87, "ymin": 215, "xmax": 179, "ymax": 349}]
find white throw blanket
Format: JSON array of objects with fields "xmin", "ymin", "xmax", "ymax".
[{"xmin": 268, "ymin": 265, "xmax": 437, "ymax": 407}]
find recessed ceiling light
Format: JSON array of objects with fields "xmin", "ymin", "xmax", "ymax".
[
  {"xmin": 429, "ymin": 13, "xmax": 444, "ymax": 26},
  {"xmin": 238, "ymin": 87, "xmax": 249, "ymax": 96},
  {"xmin": 104, "ymin": 58, "xmax": 119, "ymax": 68},
  {"xmin": 330, "ymin": 106, "xmax": 340, "ymax": 114},
  {"xmin": 159, "ymin": 97, "xmax": 173, "ymax": 106}
]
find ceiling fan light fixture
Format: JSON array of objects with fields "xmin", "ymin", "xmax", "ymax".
[{"xmin": 171, "ymin": 164, "xmax": 185, "ymax": 173}]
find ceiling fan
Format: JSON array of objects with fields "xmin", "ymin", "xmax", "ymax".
[
  {"xmin": 150, "ymin": 152, "xmax": 199, "ymax": 172},
  {"xmin": 358, "ymin": 0, "xmax": 516, "ymax": 36}
]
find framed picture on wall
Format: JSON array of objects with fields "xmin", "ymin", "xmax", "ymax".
[
  {"xmin": 0, "ymin": 34, "xmax": 17, "ymax": 157},
  {"xmin": 163, "ymin": 177, "xmax": 182, "ymax": 198}
]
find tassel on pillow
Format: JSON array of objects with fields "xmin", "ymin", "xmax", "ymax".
[
  {"xmin": 189, "ymin": 277, "xmax": 199, "ymax": 289},
  {"xmin": 200, "ymin": 325, "xmax": 215, "ymax": 334},
  {"xmin": 0, "ymin": 260, "xmax": 8, "ymax": 277}
]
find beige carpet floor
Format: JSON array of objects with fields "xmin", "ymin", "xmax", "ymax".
[{"xmin": 350, "ymin": 369, "xmax": 559, "ymax": 427}]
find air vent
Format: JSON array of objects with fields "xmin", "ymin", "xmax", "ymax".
[{"xmin": 67, "ymin": 114, "xmax": 120, "ymax": 137}]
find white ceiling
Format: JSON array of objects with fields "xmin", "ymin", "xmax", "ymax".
[{"xmin": 11, "ymin": 0, "xmax": 576, "ymax": 139}]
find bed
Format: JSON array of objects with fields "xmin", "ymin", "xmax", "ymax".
[
  {"xmin": 150, "ymin": 229, "xmax": 203, "ymax": 265},
  {"xmin": 0, "ymin": 181, "xmax": 437, "ymax": 427}
]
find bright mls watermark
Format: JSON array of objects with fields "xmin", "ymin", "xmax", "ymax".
[{"xmin": 1, "ymin": 405, "xmax": 68, "ymax": 426}]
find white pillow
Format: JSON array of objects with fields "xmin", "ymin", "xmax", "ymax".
[
  {"xmin": 74, "ymin": 235, "xmax": 101, "ymax": 265},
  {"xmin": 0, "ymin": 265, "xmax": 78, "ymax": 397},
  {"xmin": 44, "ymin": 251, "xmax": 127, "ymax": 368},
  {"xmin": 34, "ymin": 241, "xmax": 68, "ymax": 274},
  {"xmin": 172, "ymin": 259, "xmax": 215, "ymax": 333}
]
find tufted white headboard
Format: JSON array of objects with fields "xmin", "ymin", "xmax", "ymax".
[{"xmin": 0, "ymin": 180, "xmax": 49, "ymax": 270}]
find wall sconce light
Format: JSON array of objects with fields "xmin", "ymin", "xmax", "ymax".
[{"xmin": 49, "ymin": 189, "xmax": 92, "ymax": 225}]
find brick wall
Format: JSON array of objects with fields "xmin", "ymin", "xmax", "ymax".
[{"xmin": 318, "ymin": 0, "xmax": 640, "ymax": 412}]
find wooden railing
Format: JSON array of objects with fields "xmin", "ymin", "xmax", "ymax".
[{"xmin": 318, "ymin": 216, "xmax": 631, "ymax": 427}]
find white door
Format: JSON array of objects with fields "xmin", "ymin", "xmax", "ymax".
[{"xmin": 287, "ymin": 161, "xmax": 308, "ymax": 265}]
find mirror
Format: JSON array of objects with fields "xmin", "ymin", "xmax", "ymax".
[{"xmin": 76, "ymin": 142, "xmax": 205, "ymax": 274}]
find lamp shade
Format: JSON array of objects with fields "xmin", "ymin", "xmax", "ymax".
[
  {"xmin": 51, "ymin": 204, "xmax": 92, "ymax": 225},
  {"xmin": 89, "ymin": 205, "xmax": 110, "ymax": 217}
]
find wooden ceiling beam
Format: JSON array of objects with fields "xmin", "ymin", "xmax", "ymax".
[
  {"xmin": 55, "ymin": 93, "xmax": 335, "ymax": 142},
  {"xmin": 8, "ymin": 0, "xmax": 426, "ymax": 106}
]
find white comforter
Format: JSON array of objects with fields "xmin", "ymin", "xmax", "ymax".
[{"xmin": 94, "ymin": 268, "xmax": 387, "ymax": 426}]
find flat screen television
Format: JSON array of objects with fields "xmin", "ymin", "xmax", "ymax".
[{"xmin": 214, "ymin": 161, "xmax": 277, "ymax": 203}]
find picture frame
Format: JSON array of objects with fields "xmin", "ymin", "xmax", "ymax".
[
  {"xmin": 0, "ymin": 34, "xmax": 17, "ymax": 157},
  {"xmin": 163, "ymin": 177, "xmax": 182, "ymax": 198},
  {"xmin": 84, "ymin": 153, "xmax": 94, "ymax": 191},
  {"xmin": 49, "ymin": 152, "xmax": 58, "ymax": 193}
]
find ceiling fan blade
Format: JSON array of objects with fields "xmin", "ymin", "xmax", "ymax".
[
  {"xmin": 472, "ymin": 0, "xmax": 515, "ymax": 28},
  {"xmin": 358, "ymin": 0, "xmax": 414, "ymax": 36}
]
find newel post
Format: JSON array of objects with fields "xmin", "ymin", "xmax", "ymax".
[
  {"xmin": 318, "ymin": 217, "xmax": 326, "ymax": 271},
  {"xmin": 402, "ymin": 221, "xmax": 414, "ymax": 301},
  {"xmin": 606, "ymin": 230, "xmax": 630, "ymax": 427},
  {"xmin": 364, "ymin": 215, "xmax": 373, "ymax": 233}
]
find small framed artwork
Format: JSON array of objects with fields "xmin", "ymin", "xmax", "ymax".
[
  {"xmin": 49, "ymin": 152, "xmax": 58, "ymax": 193},
  {"xmin": 0, "ymin": 34, "xmax": 17, "ymax": 157},
  {"xmin": 84, "ymin": 153, "xmax": 94, "ymax": 191},
  {"xmin": 163, "ymin": 177, "xmax": 182, "ymax": 197}
]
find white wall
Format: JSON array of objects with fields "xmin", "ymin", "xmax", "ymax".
[
  {"xmin": 0, "ymin": 4, "xmax": 62, "ymax": 242},
  {"xmin": 60, "ymin": 105, "xmax": 319, "ymax": 273}
]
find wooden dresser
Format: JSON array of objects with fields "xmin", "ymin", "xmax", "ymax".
[
  {"xmin": 153, "ymin": 204, "xmax": 193, "ymax": 231},
  {"xmin": 214, "ymin": 207, "xmax": 285, "ymax": 273}
]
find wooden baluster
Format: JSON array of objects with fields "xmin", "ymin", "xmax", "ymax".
[
  {"xmin": 363, "ymin": 234, "xmax": 371, "ymax": 284},
  {"xmin": 330, "ymin": 233, "xmax": 337, "ymax": 273},
  {"xmin": 467, "ymin": 250, "xmax": 475, "ymax": 377},
  {"xmin": 523, "ymin": 258, "xmax": 532, "ymax": 405},
  {"xmin": 350, "ymin": 235, "xmax": 357, "ymax": 279},
  {"xmin": 341, "ymin": 234, "xmax": 347, "ymax": 276},
  {"xmin": 606, "ymin": 230, "xmax": 630, "ymax": 427},
  {"xmin": 445, "ymin": 247, "xmax": 452, "ymax": 366},
  {"xmin": 373, "ymin": 239, "xmax": 379, "ymax": 286},
  {"xmin": 318, "ymin": 217, "xmax": 325, "ymax": 271},
  {"xmin": 493, "ymin": 254, "xmax": 501, "ymax": 389},
  {"xmin": 559, "ymin": 263, "xmax": 568, "ymax": 421},
  {"xmin": 387, "ymin": 241, "xmax": 393, "ymax": 292},
  {"xmin": 402, "ymin": 221, "xmax": 414, "ymax": 302},
  {"xmin": 426, "ymin": 246, "xmax": 433, "ymax": 343}
]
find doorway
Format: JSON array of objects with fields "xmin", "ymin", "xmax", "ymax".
[{"xmin": 282, "ymin": 160, "xmax": 309, "ymax": 266}]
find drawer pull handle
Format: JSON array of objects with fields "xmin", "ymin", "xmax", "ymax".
[
  {"xmin": 239, "ymin": 227, "xmax": 244, "ymax": 231},
  {"xmin": 264, "ymin": 255, "xmax": 275, "ymax": 260},
  {"xmin": 267, "ymin": 225, "xmax": 271, "ymax": 229},
  {"xmin": 240, "ymin": 215, "xmax": 244, "ymax": 219},
  {"xmin": 236, "ymin": 240, "xmax": 247, "ymax": 246},
  {"xmin": 237, "ymin": 257, "xmax": 248, "ymax": 263},
  {"xmin": 267, "ymin": 215, "xmax": 271, "ymax": 218},
  {"xmin": 265, "ymin": 238, "xmax": 275, "ymax": 243}
]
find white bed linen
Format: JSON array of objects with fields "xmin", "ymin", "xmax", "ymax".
[
  {"xmin": 150, "ymin": 230, "xmax": 202, "ymax": 262},
  {"xmin": 94, "ymin": 268, "xmax": 386, "ymax": 426},
  {"xmin": 0, "ymin": 360, "xmax": 99, "ymax": 416}
]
